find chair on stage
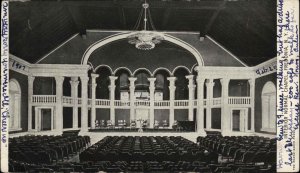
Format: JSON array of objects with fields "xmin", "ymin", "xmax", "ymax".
[
  {"xmin": 142, "ymin": 120, "xmax": 148, "ymax": 128},
  {"xmin": 99, "ymin": 120, "xmax": 106, "ymax": 128},
  {"xmin": 107, "ymin": 120, "xmax": 114, "ymax": 129},
  {"xmin": 172, "ymin": 120, "xmax": 182, "ymax": 132},
  {"xmin": 117, "ymin": 120, "xmax": 127, "ymax": 129},
  {"xmin": 154, "ymin": 120, "xmax": 160, "ymax": 129},
  {"xmin": 95, "ymin": 120, "xmax": 100, "ymax": 129},
  {"xmin": 130, "ymin": 120, "xmax": 136, "ymax": 129},
  {"xmin": 162, "ymin": 120, "xmax": 168, "ymax": 128}
]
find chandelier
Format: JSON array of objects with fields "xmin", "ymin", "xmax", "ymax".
[{"xmin": 128, "ymin": 0, "xmax": 164, "ymax": 50}]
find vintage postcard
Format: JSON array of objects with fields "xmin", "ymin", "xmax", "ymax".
[{"xmin": 1, "ymin": 0, "xmax": 299, "ymax": 172}]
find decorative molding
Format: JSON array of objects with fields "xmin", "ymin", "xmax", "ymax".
[
  {"xmin": 81, "ymin": 31, "xmax": 204, "ymax": 66},
  {"xmin": 133, "ymin": 68, "xmax": 153, "ymax": 76},
  {"xmin": 206, "ymin": 35, "xmax": 248, "ymax": 67},
  {"xmin": 252, "ymin": 57, "xmax": 277, "ymax": 78},
  {"xmin": 113, "ymin": 66, "xmax": 133, "ymax": 76},
  {"xmin": 29, "ymin": 64, "xmax": 90, "ymax": 77},
  {"xmin": 172, "ymin": 65, "xmax": 191, "ymax": 75},
  {"xmin": 9, "ymin": 54, "xmax": 31, "ymax": 75},
  {"xmin": 94, "ymin": 64, "xmax": 114, "ymax": 74},
  {"xmin": 152, "ymin": 67, "xmax": 172, "ymax": 76}
]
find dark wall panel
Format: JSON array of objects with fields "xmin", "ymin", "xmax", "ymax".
[
  {"xmin": 211, "ymin": 108, "xmax": 221, "ymax": 129},
  {"xmin": 174, "ymin": 109, "xmax": 188, "ymax": 121},
  {"xmin": 96, "ymin": 108, "xmax": 110, "ymax": 122},
  {"xmin": 255, "ymin": 72, "xmax": 276, "ymax": 132},
  {"xmin": 9, "ymin": 70, "xmax": 28, "ymax": 131},
  {"xmin": 115, "ymin": 109, "xmax": 130, "ymax": 126},
  {"xmin": 154, "ymin": 109, "xmax": 169, "ymax": 125},
  {"xmin": 63, "ymin": 107, "xmax": 73, "ymax": 128}
]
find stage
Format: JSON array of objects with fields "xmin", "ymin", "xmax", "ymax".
[{"xmin": 88, "ymin": 127, "xmax": 194, "ymax": 133}]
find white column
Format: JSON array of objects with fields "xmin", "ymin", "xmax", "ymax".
[
  {"xmin": 28, "ymin": 76, "xmax": 35, "ymax": 131},
  {"xmin": 249, "ymin": 79, "xmax": 255, "ymax": 132},
  {"xmin": 14, "ymin": 93, "xmax": 20, "ymax": 129},
  {"xmin": 109, "ymin": 76, "xmax": 118, "ymax": 125},
  {"xmin": 148, "ymin": 78, "xmax": 156, "ymax": 128},
  {"xmin": 35, "ymin": 107, "xmax": 39, "ymax": 131},
  {"xmin": 91, "ymin": 74, "xmax": 99, "ymax": 128},
  {"xmin": 70, "ymin": 77, "xmax": 79, "ymax": 129},
  {"xmin": 80, "ymin": 76, "xmax": 89, "ymax": 131},
  {"xmin": 186, "ymin": 75, "xmax": 195, "ymax": 121},
  {"xmin": 220, "ymin": 78, "xmax": 230, "ymax": 136},
  {"xmin": 167, "ymin": 77, "xmax": 176, "ymax": 128},
  {"xmin": 196, "ymin": 76, "xmax": 206, "ymax": 135},
  {"xmin": 205, "ymin": 79, "xmax": 215, "ymax": 130},
  {"xmin": 129, "ymin": 77, "xmax": 137, "ymax": 121},
  {"xmin": 55, "ymin": 76, "xmax": 64, "ymax": 131}
]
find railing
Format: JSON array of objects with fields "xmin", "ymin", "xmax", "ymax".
[
  {"xmin": 114, "ymin": 100, "xmax": 130, "ymax": 107},
  {"xmin": 95, "ymin": 99, "xmax": 110, "ymax": 106},
  {"xmin": 212, "ymin": 98, "xmax": 222, "ymax": 105},
  {"xmin": 32, "ymin": 95, "xmax": 56, "ymax": 103},
  {"xmin": 62, "ymin": 96, "xmax": 73, "ymax": 104},
  {"xmin": 174, "ymin": 100, "xmax": 189, "ymax": 107},
  {"xmin": 135, "ymin": 100, "xmax": 150, "ymax": 107},
  {"xmin": 193, "ymin": 100, "xmax": 198, "ymax": 107},
  {"xmin": 228, "ymin": 97, "xmax": 251, "ymax": 105},
  {"xmin": 154, "ymin": 100, "xmax": 170, "ymax": 107}
]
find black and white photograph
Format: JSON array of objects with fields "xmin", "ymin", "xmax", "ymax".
[{"xmin": 1, "ymin": 0, "xmax": 299, "ymax": 172}]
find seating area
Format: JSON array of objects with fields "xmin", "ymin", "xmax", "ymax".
[
  {"xmin": 197, "ymin": 135, "xmax": 276, "ymax": 172},
  {"xmin": 9, "ymin": 135, "xmax": 90, "ymax": 172},
  {"xmin": 8, "ymin": 135, "xmax": 276, "ymax": 172}
]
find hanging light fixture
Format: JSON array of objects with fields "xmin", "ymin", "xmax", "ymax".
[{"xmin": 128, "ymin": 0, "xmax": 164, "ymax": 50}]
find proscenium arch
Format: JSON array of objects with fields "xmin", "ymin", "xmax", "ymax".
[{"xmin": 81, "ymin": 32, "xmax": 204, "ymax": 66}]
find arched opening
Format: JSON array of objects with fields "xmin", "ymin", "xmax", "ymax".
[
  {"xmin": 261, "ymin": 81, "xmax": 276, "ymax": 132},
  {"xmin": 173, "ymin": 67, "xmax": 189, "ymax": 100},
  {"xmin": 95, "ymin": 66, "xmax": 112, "ymax": 99},
  {"xmin": 9, "ymin": 79, "xmax": 22, "ymax": 131},
  {"xmin": 154, "ymin": 69, "xmax": 170, "ymax": 100},
  {"xmin": 115, "ymin": 68, "xmax": 131, "ymax": 100}
]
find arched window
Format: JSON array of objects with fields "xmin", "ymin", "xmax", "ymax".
[
  {"xmin": 261, "ymin": 81, "xmax": 276, "ymax": 132},
  {"xmin": 9, "ymin": 79, "xmax": 22, "ymax": 131}
]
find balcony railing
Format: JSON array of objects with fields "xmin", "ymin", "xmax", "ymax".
[
  {"xmin": 228, "ymin": 97, "xmax": 251, "ymax": 105},
  {"xmin": 32, "ymin": 95, "xmax": 56, "ymax": 103},
  {"xmin": 114, "ymin": 100, "xmax": 130, "ymax": 107},
  {"xmin": 174, "ymin": 100, "xmax": 189, "ymax": 107},
  {"xmin": 154, "ymin": 100, "xmax": 170, "ymax": 107},
  {"xmin": 31, "ymin": 95, "xmax": 252, "ymax": 107}
]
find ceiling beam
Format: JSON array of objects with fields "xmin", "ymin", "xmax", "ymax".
[
  {"xmin": 162, "ymin": 8, "xmax": 171, "ymax": 29},
  {"xmin": 202, "ymin": 1, "xmax": 226, "ymax": 36},
  {"xmin": 118, "ymin": 5, "xmax": 127, "ymax": 29},
  {"xmin": 63, "ymin": 1, "xmax": 224, "ymax": 10}
]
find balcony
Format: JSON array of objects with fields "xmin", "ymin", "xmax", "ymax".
[{"xmin": 31, "ymin": 95, "xmax": 252, "ymax": 108}]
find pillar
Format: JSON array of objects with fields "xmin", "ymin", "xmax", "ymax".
[
  {"xmin": 249, "ymin": 79, "xmax": 255, "ymax": 132},
  {"xmin": 80, "ymin": 76, "xmax": 89, "ymax": 131},
  {"xmin": 109, "ymin": 76, "xmax": 118, "ymax": 124},
  {"xmin": 205, "ymin": 79, "xmax": 214, "ymax": 130},
  {"xmin": 195, "ymin": 66, "xmax": 206, "ymax": 135},
  {"xmin": 70, "ymin": 77, "xmax": 79, "ymax": 129},
  {"xmin": 148, "ymin": 78, "xmax": 156, "ymax": 128},
  {"xmin": 186, "ymin": 75, "xmax": 195, "ymax": 121},
  {"xmin": 55, "ymin": 76, "xmax": 64, "ymax": 131},
  {"xmin": 167, "ymin": 77, "xmax": 176, "ymax": 128},
  {"xmin": 91, "ymin": 74, "xmax": 99, "ymax": 128},
  {"xmin": 28, "ymin": 76, "xmax": 35, "ymax": 131},
  {"xmin": 129, "ymin": 77, "xmax": 137, "ymax": 121},
  {"xmin": 220, "ymin": 78, "xmax": 230, "ymax": 136}
]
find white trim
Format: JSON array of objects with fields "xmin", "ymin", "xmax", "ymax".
[
  {"xmin": 35, "ymin": 33, "xmax": 79, "ymax": 64},
  {"xmin": 133, "ymin": 68, "xmax": 152, "ymax": 76},
  {"xmin": 152, "ymin": 67, "xmax": 172, "ymax": 76},
  {"xmin": 86, "ymin": 29, "xmax": 200, "ymax": 35},
  {"xmin": 113, "ymin": 67, "xmax": 133, "ymax": 76},
  {"xmin": 81, "ymin": 32, "xmax": 204, "ymax": 66},
  {"xmin": 254, "ymin": 57, "xmax": 277, "ymax": 68},
  {"xmin": 94, "ymin": 64, "xmax": 114, "ymax": 74},
  {"xmin": 10, "ymin": 54, "xmax": 31, "ymax": 67},
  {"xmin": 172, "ymin": 65, "xmax": 191, "ymax": 75},
  {"xmin": 206, "ymin": 35, "xmax": 248, "ymax": 67}
]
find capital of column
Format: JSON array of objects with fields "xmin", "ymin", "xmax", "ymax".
[
  {"xmin": 55, "ymin": 76, "xmax": 65, "ymax": 85},
  {"xmin": 220, "ymin": 78, "xmax": 230, "ymax": 86},
  {"xmin": 248, "ymin": 79, "xmax": 255, "ymax": 88},
  {"xmin": 196, "ymin": 76, "xmax": 205, "ymax": 85},
  {"xmin": 70, "ymin": 77, "xmax": 79, "ymax": 86},
  {"xmin": 185, "ymin": 74, "xmax": 194, "ymax": 84},
  {"xmin": 205, "ymin": 79, "xmax": 215, "ymax": 88},
  {"xmin": 80, "ymin": 76, "xmax": 89, "ymax": 84},
  {"xmin": 167, "ymin": 77, "xmax": 176, "ymax": 86},
  {"xmin": 128, "ymin": 77, "xmax": 137, "ymax": 83},
  {"xmin": 28, "ymin": 76, "xmax": 35, "ymax": 84},
  {"xmin": 91, "ymin": 73, "xmax": 99, "ymax": 83},
  {"xmin": 148, "ymin": 77, "xmax": 156, "ymax": 88}
]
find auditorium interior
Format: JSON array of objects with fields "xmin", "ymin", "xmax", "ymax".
[{"xmin": 8, "ymin": 0, "xmax": 277, "ymax": 172}]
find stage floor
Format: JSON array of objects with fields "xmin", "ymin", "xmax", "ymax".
[{"xmin": 88, "ymin": 127, "xmax": 194, "ymax": 133}]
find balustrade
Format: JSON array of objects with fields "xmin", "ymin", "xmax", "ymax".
[
  {"xmin": 62, "ymin": 96, "xmax": 73, "ymax": 104},
  {"xmin": 114, "ymin": 100, "xmax": 130, "ymax": 107},
  {"xmin": 32, "ymin": 95, "xmax": 56, "ymax": 103},
  {"xmin": 95, "ymin": 99, "xmax": 110, "ymax": 106},
  {"xmin": 154, "ymin": 100, "xmax": 170, "ymax": 107},
  {"xmin": 228, "ymin": 97, "xmax": 251, "ymax": 105},
  {"xmin": 134, "ymin": 100, "xmax": 150, "ymax": 107},
  {"xmin": 174, "ymin": 100, "xmax": 189, "ymax": 107},
  {"xmin": 212, "ymin": 98, "xmax": 222, "ymax": 105}
]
